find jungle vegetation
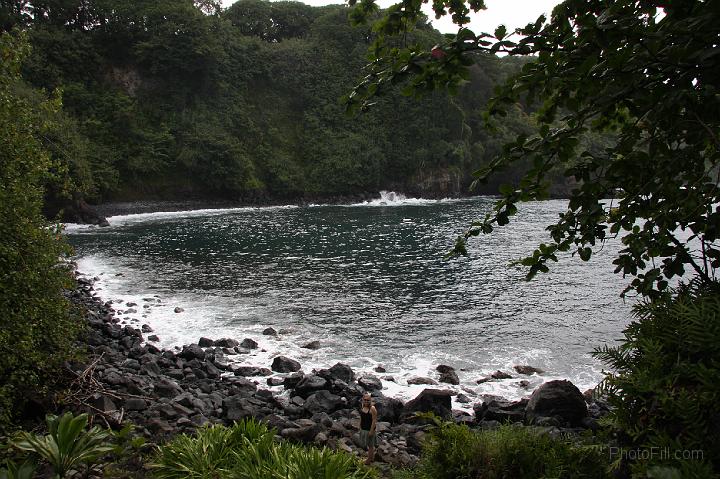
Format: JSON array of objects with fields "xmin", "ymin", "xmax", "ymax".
[{"xmin": 0, "ymin": 0, "xmax": 591, "ymax": 209}]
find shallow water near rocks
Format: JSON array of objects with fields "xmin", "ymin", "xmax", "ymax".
[{"xmin": 66, "ymin": 194, "xmax": 632, "ymax": 407}]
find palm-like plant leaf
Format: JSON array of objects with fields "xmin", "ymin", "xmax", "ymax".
[
  {"xmin": 150, "ymin": 424, "xmax": 236, "ymax": 479},
  {"xmin": 152, "ymin": 419, "xmax": 375, "ymax": 479},
  {"xmin": 12, "ymin": 413, "xmax": 113, "ymax": 478},
  {"xmin": 0, "ymin": 461, "xmax": 37, "ymax": 479}
]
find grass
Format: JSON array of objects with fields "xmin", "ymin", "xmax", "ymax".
[{"xmin": 150, "ymin": 418, "xmax": 376, "ymax": 479}]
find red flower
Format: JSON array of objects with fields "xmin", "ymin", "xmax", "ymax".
[{"xmin": 430, "ymin": 46, "xmax": 446, "ymax": 59}]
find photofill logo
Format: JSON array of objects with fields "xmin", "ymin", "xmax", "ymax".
[{"xmin": 608, "ymin": 447, "xmax": 704, "ymax": 461}]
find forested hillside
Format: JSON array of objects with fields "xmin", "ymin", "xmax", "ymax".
[{"xmin": 2, "ymin": 0, "xmax": 597, "ymax": 210}]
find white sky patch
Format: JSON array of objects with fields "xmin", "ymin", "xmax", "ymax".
[{"xmin": 221, "ymin": 0, "xmax": 561, "ymax": 35}]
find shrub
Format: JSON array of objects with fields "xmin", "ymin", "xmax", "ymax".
[
  {"xmin": 0, "ymin": 30, "xmax": 80, "ymax": 430},
  {"xmin": 260, "ymin": 443, "xmax": 374, "ymax": 479},
  {"xmin": 150, "ymin": 423, "xmax": 239, "ymax": 479},
  {"xmin": 397, "ymin": 419, "xmax": 609, "ymax": 479},
  {"xmin": 0, "ymin": 460, "xmax": 36, "ymax": 479},
  {"xmin": 594, "ymin": 281, "xmax": 720, "ymax": 477},
  {"xmin": 10, "ymin": 412, "xmax": 113, "ymax": 478},
  {"xmin": 151, "ymin": 418, "xmax": 374, "ymax": 479}
]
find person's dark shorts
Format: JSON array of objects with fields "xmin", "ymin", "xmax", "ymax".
[{"xmin": 359, "ymin": 430, "xmax": 378, "ymax": 449}]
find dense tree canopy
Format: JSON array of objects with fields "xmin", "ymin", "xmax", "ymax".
[
  {"xmin": 346, "ymin": 0, "xmax": 720, "ymax": 297},
  {"xmin": 0, "ymin": 0, "xmax": 565, "ymax": 208}
]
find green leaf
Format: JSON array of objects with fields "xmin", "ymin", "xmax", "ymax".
[{"xmin": 496, "ymin": 211, "xmax": 509, "ymax": 226}]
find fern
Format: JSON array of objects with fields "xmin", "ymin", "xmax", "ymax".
[{"xmin": 592, "ymin": 280, "xmax": 720, "ymax": 476}]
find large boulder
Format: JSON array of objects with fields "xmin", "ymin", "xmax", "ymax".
[
  {"xmin": 525, "ymin": 380, "xmax": 588, "ymax": 426},
  {"xmin": 436, "ymin": 365, "xmax": 460, "ymax": 385},
  {"xmin": 336, "ymin": 382, "xmax": 365, "ymax": 402},
  {"xmin": 358, "ymin": 375, "xmax": 383, "ymax": 391},
  {"xmin": 403, "ymin": 389, "xmax": 453, "ymax": 419},
  {"xmin": 281, "ymin": 423, "xmax": 323, "ymax": 443},
  {"xmin": 214, "ymin": 338, "xmax": 239, "ymax": 348},
  {"xmin": 283, "ymin": 372, "xmax": 305, "ymax": 389},
  {"xmin": 302, "ymin": 340, "xmax": 322, "ymax": 350},
  {"xmin": 140, "ymin": 361, "xmax": 162, "ymax": 377},
  {"xmin": 304, "ymin": 390, "xmax": 345, "ymax": 414},
  {"xmin": 153, "ymin": 378, "xmax": 183, "ymax": 398},
  {"xmin": 272, "ymin": 356, "xmax": 301, "ymax": 373},
  {"xmin": 294, "ymin": 374, "xmax": 329, "ymax": 398},
  {"xmin": 233, "ymin": 366, "xmax": 272, "ymax": 377},
  {"xmin": 474, "ymin": 398, "xmax": 528, "ymax": 423},
  {"xmin": 227, "ymin": 377, "xmax": 258, "ymax": 397},
  {"xmin": 373, "ymin": 395, "xmax": 404, "ymax": 423},
  {"xmin": 59, "ymin": 197, "xmax": 109, "ymax": 227},
  {"xmin": 263, "ymin": 414, "xmax": 294, "ymax": 431},
  {"xmin": 407, "ymin": 377, "xmax": 437, "ymax": 385},
  {"xmin": 203, "ymin": 361, "xmax": 222, "ymax": 379},
  {"xmin": 179, "ymin": 344, "xmax": 206, "ymax": 361},
  {"xmin": 223, "ymin": 396, "xmax": 259, "ymax": 422},
  {"xmin": 328, "ymin": 363, "xmax": 355, "ymax": 383},
  {"xmin": 240, "ymin": 338, "xmax": 258, "ymax": 349},
  {"xmin": 514, "ymin": 365, "xmax": 544, "ymax": 375}
]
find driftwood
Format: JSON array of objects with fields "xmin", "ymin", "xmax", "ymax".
[{"xmin": 62, "ymin": 354, "xmax": 149, "ymax": 429}]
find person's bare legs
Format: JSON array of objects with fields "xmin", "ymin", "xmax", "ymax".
[{"xmin": 365, "ymin": 445, "xmax": 375, "ymax": 465}]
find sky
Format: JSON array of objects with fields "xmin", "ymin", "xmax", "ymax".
[{"xmin": 220, "ymin": 0, "xmax": 562, "ymax": 35}]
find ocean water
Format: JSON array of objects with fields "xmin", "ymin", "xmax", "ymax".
[{"xmin": 65, "ymin": 192, "xmax": 633, "ymax": 408}]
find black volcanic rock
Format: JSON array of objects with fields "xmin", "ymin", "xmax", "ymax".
[
  {"xmin": 403, "ymin": 389, "xmax": 453, "ymax": 419},
  {"xmin": 272, "ymin": 356, "xmax": 301, "ymax": 373},
  {"xmin": 525, "ymin": 380, "xmax": 588, "ymax": 426}
]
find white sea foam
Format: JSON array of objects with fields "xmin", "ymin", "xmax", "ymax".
[
  {"xmin": 63, "ymin": 204, "xmax": 299, "ymax": 230},
  {"xmin": 64, "ymin": 193, "xmax": 474, "ymax": 231},
  {"xmin": 63, "ymin": 223, "xmax": 101, "ymax": 232},
  {"xmin": 348, "ymin": 191, "xmax": 457, "ymax": 207},
  {"xmin": 309, "ymin": 191, "xmax": 468, "ymax": 208},
  {"xmin": 107, "ymin": 205, "xmax": 299, "ymax": 226}
]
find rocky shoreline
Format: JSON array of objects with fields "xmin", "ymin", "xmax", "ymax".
[{"xmin": 68, "ymin": 272, "xmax": 611, "ymax": 469}]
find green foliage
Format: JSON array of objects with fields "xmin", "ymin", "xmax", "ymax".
[
  {"xmin": 225, "ymin": 0, "xmax": 324, "ymax": 42},
  {"xmin": 151, "ymin": 418, "xmax": 374, "ymax": 479},
  {"xmin": 347, "ymin": 0, "xmax": 720, "ymax": 297},
  {"xmin": 266, "ymin": 444, "xmax": 373, "ymax": 479},
  {"xmin": 9, "ymin": 0, "xmax": 542, "ymax": 205},
  {"xmin": 151, "ymin": 423, "xmax": 237, "ymax": 478},
  {"xmin": 593, "ymin": 281, "xmax": 720, "ymax": 477},
  {"xmin": 110, "ymin": 423, "xmax": 147, "ymax": 457},
  {"xmin": 11, "ymin": 412, "xmax": 114, "ymax": 478},
  {"xmin": 0, "ymin": 30, "xmax": 80, "ymax": 430},
  {"xmin": 0, "ymin": 461, "xmax": 37, "ymax": 479},
  {"xmin": 395, "ymin": 418, "xmax": 609, "ymax": 479},
  {"xmin": 99, "ymin": 422, "xmax": 149, "ymax": 478}
]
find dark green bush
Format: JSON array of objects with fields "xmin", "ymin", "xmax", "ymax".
[
  {"xmin": 396, "ymin": 419, "xmax": 609, "ymax": 479},
  {"xmin": 594, "ymin": 281, "xmax": 720, "ymax": 477},
  {"xmin": 0, "ymin": 31, "xmax": 80, "ymax": 431}
]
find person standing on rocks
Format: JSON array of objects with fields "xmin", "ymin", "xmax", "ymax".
[{"xmin": 359, "ymin": 393, "xmax": 378, "ymax": 465}]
